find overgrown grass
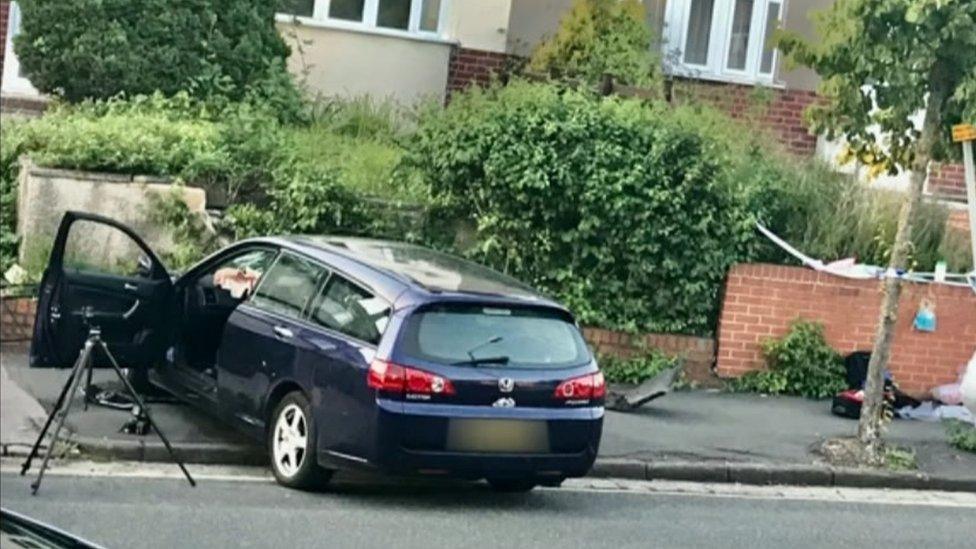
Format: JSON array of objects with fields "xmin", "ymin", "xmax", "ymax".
[
  {"xmin": 285, "ymin": 126, "xmax": 427, "ymax": 203},
  {"xmin": 883, "ymin": 445, "xmax": 918, "ymax": 471},
  {"xmin": 671, "ymin": 104, "xmax": 972, "ymax": 273},
  {"xmin": 945, "ymin": 419, "xmax": 976, "ymax": 453}
]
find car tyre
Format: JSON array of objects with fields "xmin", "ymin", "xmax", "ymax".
[
  {"xmin": 268, "ymin": 391, "xmax": 332, "ymax": 490},
  {"xmin": 487, "ymin": 478, "xmax": 538, "ymax": 493}
]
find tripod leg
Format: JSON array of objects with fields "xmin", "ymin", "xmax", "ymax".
[
  {"xmin": 98, "ymin": 340, "xmax": 196, "ymax": 487},
  {"xmin": 21, "ymin": 347, "xmax": 88, "ymax": 476},
  {"xmin": 30, "ymin": 340, "xmax": 95, "ymax": 495},
  {"xmin": 83, "ymin": 345, "xmax": 96, "ymax": 412}
]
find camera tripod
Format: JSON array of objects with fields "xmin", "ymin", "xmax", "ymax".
[{"xmin": 20, "ymin": 324, "xmax": 196, "ymax": 494}]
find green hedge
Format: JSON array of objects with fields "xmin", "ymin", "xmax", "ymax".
[
  {"xmin": 407, "ymin": 82, "xmax": 754, "ymax": 335},
  {"xmin": 1, "ymin": 120, "xmax": 27, "ymax": 273},
  {"xmin": 14, "ymin": 0, "xmax": 302, "ymax": 121}
]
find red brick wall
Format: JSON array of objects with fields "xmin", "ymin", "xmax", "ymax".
[
  {"xmin": 0, "ymin": 0, "xmax": 10, "ymax": 77},
  {"xmin": 928, "ymin": 162, "xmax": 968, "ymax": 202},
  {"xmin": 446, "ymin": 46, "xmax": 510, "ymax": 96},
  {"xmin": 947, "ymin": 209, "xmax": 970, "ymax": 235},
  {"xmin": 716, "ymin": 263, "xmax": 976, "ymax": 396},
  {"xmin": 673, "ymin": 79, "xmax": 819, "ymax": 156},
  {"xmin": 1, "ymin": 296, "xmax": 36, "ymax": 343},
  {"xmin": 582, "ymin": 327, "xmax": 718, "ymax": 386}
]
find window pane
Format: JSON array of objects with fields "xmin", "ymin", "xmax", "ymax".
[
  {"xmin": 377, "ymin": 0, "xmax": 411, "ymax": 30},
  {"xmin": 329, "ymin": 0, "xmax": 366, "ymax": 21},
  {"xmin": 726, "ymin": 0, "xmax": 754, "ymax": 70},
  {"xmin": 251, "ymin": 254, "xmax": 323, "ymax": 319},
  {"xmin": 419, "ymin": 0, "xmax": 441, "ymax": 32},
  {"xmin": 760, "ymin": 2, "xmax": 781, "ymax": 74},
  {"xmin": 278, "ymin": 0, "xmax": 314, "ymax": 17},
  {"xmin": 63, "ymin": 220, "xmax": 146, "ymax": 277},
  {"xmin": 209, "ymin": 249, "xmax": 277, "ymax": 300},
  {"xmin": 310, "ymin": 276, "xmax": 390, "ymax": 344},
  {"xmin": 683, "ymin": 0, "xmax": 715, "ymax": 65}
]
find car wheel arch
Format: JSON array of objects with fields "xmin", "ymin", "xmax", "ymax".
[{"xmin": 264, "ymin": 380, "xmax": 307, "ymax": 428}]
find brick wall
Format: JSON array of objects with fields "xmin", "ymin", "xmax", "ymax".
[
  {"xmin": 446, "ymin": 46, "xmax": 510, "ymax": 97},
  {"xmin": 928, "ymin": 162, "xmax": 968, "ymax": 202},
  {"xmin": 1, "ymin": 296, "xmax": 36, "ymax": 343},
  {"xmin": 672, "ymin": 78, "xmax": 819, "ymax": 156},
  {"xmin": 0, "ymin": 0, "xmax": 9, "ymax": 77},
  {"xmin": 582, "ymin": 327, "xmax": 718, "ymax": 386},
  {"xmin": 716, "ymin": 263, "xmax": 976, "ymax": 396},
  {"xmin": 947, "ymin": 208, "xmax": 970, "ymax": 235}
]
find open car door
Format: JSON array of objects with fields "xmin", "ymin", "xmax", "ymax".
[{"xmin": 30, "ymin": 212, "xmax": 172, "ymax": 376}]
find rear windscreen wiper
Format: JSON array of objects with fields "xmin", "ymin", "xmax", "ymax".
[{"xmin": 452, "ymin": 356, "xmax": 510, "ymax": 366}]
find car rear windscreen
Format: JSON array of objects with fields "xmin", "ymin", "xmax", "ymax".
[{"xmin": 400, "ymin": 304, "xmax": 590, "ymax": 369}]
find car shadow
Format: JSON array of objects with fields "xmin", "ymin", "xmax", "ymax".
[{"xmin": 304, "ymin": 471, "xmax": 600, "ymax": 515}]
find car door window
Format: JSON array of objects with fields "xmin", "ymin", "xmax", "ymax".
[
  {"xmin": 250, "ymin": 253, "xmax": 325, "ymax": 319},
  {"xmin": 208, "ymin": 248, "xmax": 277, "ymax": 299},
  {"xmin": 62, "ymin": 219, "xmax": 149, "ymax": 277},
  {"xmin": 309, "ymin": 275, "xmax": 390, "ymax": 345}
]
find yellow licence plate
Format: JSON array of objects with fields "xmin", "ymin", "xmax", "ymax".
[{"xmin": 446, "ymin": 419, "xmax": 550, "ymax": 453}]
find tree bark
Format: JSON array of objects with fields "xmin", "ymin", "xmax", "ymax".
[{"xmin": 857, "ymin": 63, "xmax": 950, "ymax": 461}]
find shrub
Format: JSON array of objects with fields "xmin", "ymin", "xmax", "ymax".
[
  {"xmin": 223, "ymin": 161, "xmax": 363, "ymax": 238},
  {"xmin": 1, "ymin": 120, "xmax": 28, "ymax": 273},
  {"xmin": 528, "ymin": 0, "xmax": 659, "ymax": 88},
  {"xmin": 14, "ymin": 0, "xmax": 303, "ymax": 119},
  {"xmin": 600, "ymin": 350, "xmax": 679, "ymax": 385},
  {"xmin": 407, "ymin": 82, "xmax": 752, "ymax": 335},
  {"xmin": 733, "ymin": 319, "xmax": 846, "ymax": 399}
]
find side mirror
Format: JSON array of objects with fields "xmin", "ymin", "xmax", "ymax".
[{"xmin": 137, "ymin": 254, "xmax": 153, "ymax": 278}]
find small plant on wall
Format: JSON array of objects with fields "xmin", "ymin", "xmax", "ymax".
[
  {"xmin": 733, "ymin": 319, "xmax": 846, "ymax": 399},
  {"xmin": 600, "ymin": 349, "xmax": 680, "ymax": 385}
]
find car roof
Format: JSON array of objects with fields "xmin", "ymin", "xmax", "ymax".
[{"xmin": 276, "ymin": 235, "xmax": 553, "ymax": 305}]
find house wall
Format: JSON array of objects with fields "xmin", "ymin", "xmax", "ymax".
[
  {"xmin": 673, "ymin": 78, "xmax": 819, "ymax": 155},
  {"xmin": 446, "ymin": 46, "xmax": 510, "ymax": 95},
  {"xmin": 444, "ymin": 0, "xmax": 512, "ymax": 53},
  {"xmin": 506, "ymin": 0, "xmax": 667, "ymax": 57},
  {"xmin": 928, "ymin": 162, "xmax": 968, "ymax": 202},
  {"xmin": 716, "ymin": 263, "xmax": 976, "ymax": 396},
  {"xmin": 277, "ymin": 21, "xmax": 452, "ymax": 104},
  {"xmin": 778, "ymin": 0, "xmax": 829, "ymax": 92}
]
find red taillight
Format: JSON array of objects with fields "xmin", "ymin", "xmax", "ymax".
[
  {"xmin": 367, "ymin": 360, "xmax": 456, "ymax": 396},
  {"xmin": 367, "ymin": 359, "xmax": 405, "ymax": 392},
  {"xmin": 554, "ymin": 372, "xmax": 605, "ymax": 400}
]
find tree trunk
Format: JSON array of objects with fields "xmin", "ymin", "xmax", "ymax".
[{"xmin": 857, "ymin": 64, "xmax": 950, "ymax": 461}]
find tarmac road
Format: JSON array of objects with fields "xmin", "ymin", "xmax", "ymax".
[{"xmin": 2, "ymin": 461, "xmax": 975, "ymax": 549}]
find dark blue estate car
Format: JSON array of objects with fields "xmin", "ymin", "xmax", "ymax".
[{"xmin": 31, "ymin": 212, "xmax": 604, "ymax": 491}]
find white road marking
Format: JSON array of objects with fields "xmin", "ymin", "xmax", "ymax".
[{"xmin": 3, "ymin": 458, "xmax": 975, "ymax": 508}]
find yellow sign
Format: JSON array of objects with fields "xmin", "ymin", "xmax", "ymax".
[{"xmin": 952, "ymin": 124, "xmax": 976, "ymax": 142}]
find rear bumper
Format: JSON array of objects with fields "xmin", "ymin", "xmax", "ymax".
[{"xmin": 366, "ymin": 399, "xmax": 603, "ymax": 479}]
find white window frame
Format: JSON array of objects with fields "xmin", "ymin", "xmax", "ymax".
[
  {"xmin": 276, "ymin": 0, "xmax": 450, "ymax": 43},
  {"xmin": 2, "ymin": 1, "xmax": 40, "ymax": 96},
  {"xmin": 663, "ymin": 0, "xmax": 784, "ymax": 86}
]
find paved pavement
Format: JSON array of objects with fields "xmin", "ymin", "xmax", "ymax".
[
  {"xmin": 3, "ymin": 345, "xmax": 975, "ymax": 489},
  {"xmin": 2, "ymin": 463, "xmax": 975, "ymax": 549}
]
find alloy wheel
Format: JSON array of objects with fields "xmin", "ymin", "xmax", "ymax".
[{"xmin": 273, "ymin": 403, "xmax": 308, "ymax": 478}]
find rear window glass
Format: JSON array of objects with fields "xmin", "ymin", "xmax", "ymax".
[{"xmin": 400, "ymin": 305, "xmax": 590, "ymax": 369}]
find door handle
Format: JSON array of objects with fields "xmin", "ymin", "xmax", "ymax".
[
  {"xmin": 124, "ymin": 282, "xmax": 139, "ymax": 291},
  {"xmin": 273, "ymin": 326, "xmax": 294, "ymax": 339}
]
